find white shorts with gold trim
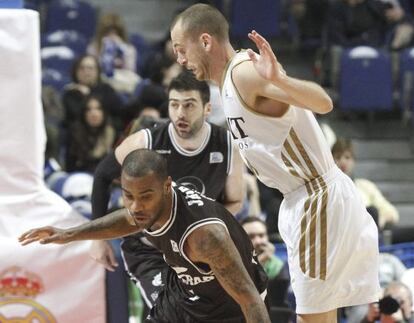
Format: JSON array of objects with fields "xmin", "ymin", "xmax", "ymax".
[{"xmin": 278, "ymin": 166, "xmax": 381, "ymax": 314}]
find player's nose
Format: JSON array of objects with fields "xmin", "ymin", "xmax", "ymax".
[
  {"xmin": 177, "ymin": 56, "xmax": 187, "ymax": 66},
  {"xmin": 130, "ymin": 200, "xmax": 143, "ymax": 213}
]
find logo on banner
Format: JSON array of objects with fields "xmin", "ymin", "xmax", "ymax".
[{"xmin": 0, "ymin": 266, "xmax": 57, "ymax": 323}]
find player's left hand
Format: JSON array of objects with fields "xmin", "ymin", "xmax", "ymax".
[{"xmin": 247, "ymin": 30, "xmax": 286, "ymax": 83}]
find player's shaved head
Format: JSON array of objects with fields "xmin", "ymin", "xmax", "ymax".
[
  {"xmin": 122, "ymin": 149, "xmax": 168, "ymax": 182},
  {"xmin": 171, "ymin": 4, "xmax": 229, "ymax": 42}
]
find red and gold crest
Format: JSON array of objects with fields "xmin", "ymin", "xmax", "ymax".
[{"xmin": 0, "ymin": 266, "xmax": 56, "ymax": 323}]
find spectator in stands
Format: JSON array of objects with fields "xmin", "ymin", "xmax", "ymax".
[
  {"xmin": 325, "ymin": 0, "xmax": 386, "ymax": 87},
  {"xmin": 290, "ymin": 0, "xmax": 330, "ymax": 45},
  {"xmin": 88, "ymin": 12, "xmax": 137, "ymax": 74},
  {"xmin": 358, "ymin": 281, "xmax": 413, "ymax": 323},
  {"xmin": 324, "ymin": 0, "xmax": 414, "ymax": 86},
  {"xmin": 62, "ymin": 55, "xmax": 123, "ymax": 131},
  {"xmin": 332, "ymin": 138, "xmax": 399, "ymax": 229},
  {"xmin": 241, "ymin": 216, "xmax": 290, "ymax": 307},
  {"xmin": 65, "ymin": 94, "xmax": 116, "ymax": 173},
  {"xmin": 121, "ymin": 83, "xmax": 168, "ymax": 139},
  {"xmin": 347, "ymin": 258, "xmax": 408, "ymax": 322},
  {"xmin": 326, "ymin": 0, "xmax": 389, "ymax": 48},
  {"xmin": 380, "ymin": 0, "xmax": 414, "ymax": 50},
  {"xmin": 88, "ymin": 12, "xmax": 140, "ymax": 95},
  {"xmin": 241, "ymin": 216, "xmax": 284, "ymax": 279},
  {"xmin": 42, "ymin": 85, "xmax": 64, "ymax": 162},
  {"xmin": 145, "ymin": 50, "xmax": 183, "ymax": 89}
]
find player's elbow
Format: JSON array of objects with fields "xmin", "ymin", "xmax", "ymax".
[
  {"xmin": 318, "ymin": 96, "xmax": 334, "ymax": 114},
  {"xmin": 227, "ymin": 200, "xmax": 243, "ymax": 216}
]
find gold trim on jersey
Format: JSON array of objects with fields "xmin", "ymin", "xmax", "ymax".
[
  {"xmin": 220, "ymin": 54, "xmax": 235, "ymax": 90},
  {"xmin": 281, "ymin": 128, "xmax": 328, "ymax": 280},
  {"xmin": 229, "ymin": 59, "xmax": 263, "ymax": 116}
]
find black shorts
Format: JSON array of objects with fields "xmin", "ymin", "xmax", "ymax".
[
  {"xmin": 122, "ymin": 234, "xmax": 267, "ymax": 323},
  {"xmin": 121, "ymin": 234, "xmax": 169, "ymax": 307},
  {"xmin": 145, "ymin": 270, "xmax": 246, "ymax": 323}
]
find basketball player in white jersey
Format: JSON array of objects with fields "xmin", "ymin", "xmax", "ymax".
[{"xmin": 170, "ymin": 4, "xmax": 380, "ymax": 323}]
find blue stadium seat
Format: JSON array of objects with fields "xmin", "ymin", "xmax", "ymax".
[
  {"xmin": 229, "ymin": 0, "xmax": 282, "ymax": 40},
  {"xmin": 380, "ymin": 243, "xmax": 414, "ymax": 268},
  {"xmin": 48, "ymin": 172, "xmax": 94, "ymax": 201},
  {"xmin": 399, "ymin": 48, "xmax": 414, "ymax": 111},
  {"xmin": 41, "ymin": 45, "xmax": 75, "ymax": 74},
  {"xmin": 42, "ymin": 68, "xmax": 70, "ymax": 93},
  {"xmin": 45, "ymin": 171, "xmax": 68, "ymax": 191},
  {"xmin": 41, "ymin": 30, "xmax": 88, "ymax": 55},
  {"xmin": 108, "ymin": 187, "xmax": 124, "ymax": 211},
  {"xmin": 44, "ymin": 157, "xmax": 62, "ymax": 180},
  {"xmin": 45, "ymin": 0, "xmax": 97, "ymax": 40},
  {"xmin": 339, "ymin": 47, "xmax": 393, "ymax": 111},
  {"xmin": 70, "ymin": 199, "xmax": 92, "ymax": 219}
]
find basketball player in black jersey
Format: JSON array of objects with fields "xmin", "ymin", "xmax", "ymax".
[
  {"xmin": 20, "ymin": 149, "xmax": 269, "ymax": 323},
  {"xmin": 90, "ymin": 72, "xmax": 244, "ymax": 310}
]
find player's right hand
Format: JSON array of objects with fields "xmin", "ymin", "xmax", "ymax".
[
  {"xmin": 18, "ymin": 226, "xmax": 70, "ymax": 246},
  {"xmin": 89, "ymin": 240, "xmax": 119, "ymax": 272}
]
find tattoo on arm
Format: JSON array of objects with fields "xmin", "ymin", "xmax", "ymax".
[
  {"xmin": 69, "ymin": 208, "xmax": 142, "ymax": 241},
  {"xmin": 188, "ymin": 224, "xmax": 270, "ymax": 323}
]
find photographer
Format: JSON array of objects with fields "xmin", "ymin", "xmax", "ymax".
[
  {"xmin": 241, "ymin": 217, "xmax": 283, "ymax": 277},
  {"xmin": 241, "ymin": 217, "xmax": 290, "ymax": 307},
  {"xmin": 362, "ymin": 281, "xmax": 413, "ymax": 323}
]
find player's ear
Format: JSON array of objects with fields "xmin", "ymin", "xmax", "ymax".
[
  {"xmin": 164, "ymin": 176, "xmax": 173, "ymax": 193},
  {"xmin": 200, "ymin": 33, "xmax": 212, "ymax": 51},
  {"xmin": 203, "ymin": 102, "xmax": 211, "ymax": 117}
]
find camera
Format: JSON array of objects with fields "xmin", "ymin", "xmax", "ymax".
[{"xmin": 379, "ymin": 295, "xmax": 401, "ymax": 315}]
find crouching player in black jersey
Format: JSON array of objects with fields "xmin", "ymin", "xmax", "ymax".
[
  {"xmin": 19, "ymin": 149, "xmax": 270, "ymax": 323},
  {"xmin": 90, "ymin": 71, "xmax": 244, "ymax": 313}
]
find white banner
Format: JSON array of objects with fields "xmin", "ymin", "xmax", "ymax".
[{"xmin": 0, "ymin": 10, "xmax": 106, "ymax": 323}]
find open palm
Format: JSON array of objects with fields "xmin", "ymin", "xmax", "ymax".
[{"xmin": 247, "ymin": 30, "xmax": 285, "ymax": 82}]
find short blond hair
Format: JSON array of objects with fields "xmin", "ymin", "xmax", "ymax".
[{"xmin": 171, "ymin": 4, "xmax": 229, "ymax": 42}]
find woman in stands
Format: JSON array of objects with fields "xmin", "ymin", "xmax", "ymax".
[
  {"xmin": 65, "ymin": 94, "xmax": 116, "ymax": 173},
  {"xmin": 62, "ymin": 54, "xmax": 123, "ymax": 130}
]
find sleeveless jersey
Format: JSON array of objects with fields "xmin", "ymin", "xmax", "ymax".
[
  {"xmin": 143, "ymin": 122, "xmax": 232, "ymax": 201},
  {"xmin": 221, "ymin": 51, "xmax": 336, "ymax": 195},
  {"xmin": 144, "ymin": 185, "xmax": 268, "ymax": 321},
  {"xmin": 121, "ymin": 121, "xmax": 233, "ymax": 295}
]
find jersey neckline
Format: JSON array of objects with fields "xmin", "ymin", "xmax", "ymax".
[
  {"xmin": 168, "ymin": 122, "xmax": 211, "ymax": 157},
  {"xmin": 144, "ymin": 188, "xmax": 177, "ymax": 237}
]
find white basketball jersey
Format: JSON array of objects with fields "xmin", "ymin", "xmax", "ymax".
[{"xmin": 221, "ymin": 51, "xmax": 336, "ymax": 194}]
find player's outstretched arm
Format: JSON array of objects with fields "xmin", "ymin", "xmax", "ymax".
[
  {"xmin": 186, "ymin": 224, "xmax": 270, "ymax": 323},
  {"xmin": 245, "ymin": 30, "xmax": 333, "ymax": 114},
  {"xmin": 19, "ymin": 208, "xmax": 142, "ymax": 246}
]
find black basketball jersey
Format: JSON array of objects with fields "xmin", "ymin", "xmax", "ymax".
[
  {"xmin": 143, "ymin": 122, "xmax": 232, "ymax": 202},
  {"xmin": 144, "ymin": 185, "xmax": 268, "ymax": 322}
]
